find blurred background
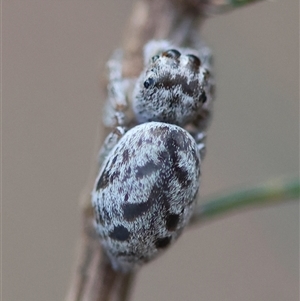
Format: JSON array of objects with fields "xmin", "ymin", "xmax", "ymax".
[{"xmin": 2, "ymin": 1, "xmax": 299, "ymax": 300}]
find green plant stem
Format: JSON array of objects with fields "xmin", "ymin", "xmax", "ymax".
[
  {"xmin": 197, "ymin": 0, "xmax": 265, "ymax": 15},
  {"xmin": 189, "ymin": 176, "xmax": 299, "ymax": 227}
]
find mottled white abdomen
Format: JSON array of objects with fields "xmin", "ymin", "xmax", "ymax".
[{"xmin": 92, "ymin": 122, "xmax": 201, "ymax": 272}]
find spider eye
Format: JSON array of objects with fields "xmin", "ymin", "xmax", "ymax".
[
  {"xmin": 162, "ymin": 49, "xmax": 181, "ymax": 59},
  {"xmin": 151, "ymin": 55, "xmax": 159, "ymax": 63},
  {"xmin": 144, "ymin": 77, "xmax": 155, "ymax": 89},
  {"xmin": 186, "ymin": 54, "xmax": 201, "ymax": 69}
]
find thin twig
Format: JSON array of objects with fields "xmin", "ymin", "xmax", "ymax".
[
  {"xmin": 117, "ymin": 272, "xmax": 137, "ymax": 301},
  {"xmin": 189, "ymin": 176, "xmax": 300, "ymax": 227}
]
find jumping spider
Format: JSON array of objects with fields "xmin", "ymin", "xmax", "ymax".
[{"xmin": 92, "ymin": 40, "xmax": 215, "ymax": 272}]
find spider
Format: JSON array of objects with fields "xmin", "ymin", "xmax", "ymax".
[{"xmin": 92, "ymin": 40, "xmax": 215, "ymax": 272}]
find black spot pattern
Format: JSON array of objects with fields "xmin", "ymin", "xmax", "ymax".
[
  {"xmin": 166, "ymin": 214, "xmax": 180, "ymax": 231},
  {"xmin": 96, "ymin": 169, "xmax": 109, "ymax": 190},
  {"xmin": 165, "ymin": 132, "xmax": 191, "ymax": 188},
  {"xmin": 155, "ymin": 237, "xmax": 172, "ymax": 249},
  {"xmin": 122, "ymin": 149, "xmax": 129, "ymax": 162},
  {"xmin": 111, "ymin": 155, "xmax": 118, "ymax": 165},
  {"xmin": 175, "ymin": 166, "xmax": 191, "ymax": 188},
  {"xmin": 122, "ymin": 202, "xmax": 151, "ymax": 221},
  {"xmin": 109, "ymin": 225, "xmax": 130, "ymax": 241},
  {"xmin": 110, "ymin": 170, "xmax": 120, "ymax": 184},
  {"xmin": 199, "ymin": 91, "xmax": 207, "ymax": 103},
  {"xmin": 158, "ymin": 73, "xmax": 200, "ymax": 98},
  {"xmin": 147, "ymin": 183, "xmax": 163, "ymax": 204},
  {"xmin": 102, "ymin": 207, "xmax": 111, "ymax": 222},
  {"xmin": 135, "ymin": 160, "xmax": 160, "ymax": 178},
  {"xmin": 124, "ymin": 193, "xmax": 129, "ymax": 202}
]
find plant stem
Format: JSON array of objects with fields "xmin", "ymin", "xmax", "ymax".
[
  {"xmin": 202, "ymin": 0, "xmax": 265, "ymax": 15},
  {"xmin": 189, "ymin": 176, "xmax": 299, "ymax": 227}
]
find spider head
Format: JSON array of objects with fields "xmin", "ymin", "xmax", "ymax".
[{"xmin": 132, "ymin": 49, "xmax": 212, "ymax": 126}]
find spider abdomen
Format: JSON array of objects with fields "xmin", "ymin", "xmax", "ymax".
[{"xmin": 92, "ymin": 122, "xmax": 201, "ymax": 272}]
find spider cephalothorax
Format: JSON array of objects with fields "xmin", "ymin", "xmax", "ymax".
[{"xmin": 132, "ymin": 48, "xmax": 212, "ymax": 127}]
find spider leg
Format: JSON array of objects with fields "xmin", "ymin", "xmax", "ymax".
[
  {"xmin": 103, "ymin": 50, "xmax": 132, "ymax": 127},
  {"xmin": 98, "ymin": 126, "xmax": 126, "ymax": 167}
]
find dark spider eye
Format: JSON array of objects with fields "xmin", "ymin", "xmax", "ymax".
[
  {"xmin": 144, "ymin": 77, "xmax": 155, "ymax": 89},
  {"xmin": 162, "ymin": 49, "xmax": 181, "ymax": 59},
  {"xmin": 199, "ymin": 91, "xmax": 207, "ymax": 103},
  {"xmin": 151, "ymin": 55, "xmax": 159, "ymax": 63},
  {"xmin": 186, "ymin": 54, "xmax": 201, "ymax": 69}
]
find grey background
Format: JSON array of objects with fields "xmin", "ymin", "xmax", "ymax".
[{"xmin": 2, "ymin": 1, "xmax": 299, "ymax": 300}]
